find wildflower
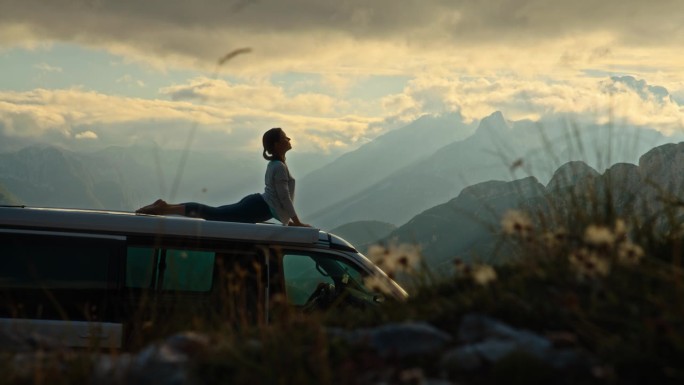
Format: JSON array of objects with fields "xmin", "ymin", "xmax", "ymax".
[
  {"xmin": 366, "ymin": 241, "xmax": 422, "ymax": 276},
  {"xmin": 617, "ymin": 241, "xmax": 644, "ymax": 266},
  {"xmin": 584, "ymin": 225, "xmax": 615, "ymax": 248},
  {"xmin": 569, "ymin": 248, "xmax": 610, "ymax": 278},
  {"xmin": 363, "ymin": 275, "xmax": 394, "ymax": 295},
  {"xmin": 367, "ymin": 244, "xmax": 389, "ymax": 263},
  {"xmin": 542, "ymin": 228, "xmax": 567, "ymax": 250},
  {"xmin": 501, "ymin": 210, "xmax": 533, "ymax": 237},
  {"xmin": 471, "ymin": 264, "xmax": 497, "ymax": 286},
  {"xmin": 613, "ymin": 219, "xmax": 627, "ymax": 241}
]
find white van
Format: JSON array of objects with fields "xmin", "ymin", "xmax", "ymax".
[{"xmin": 0, "ymin": 206, "xmax": 407, "ymax": 350}]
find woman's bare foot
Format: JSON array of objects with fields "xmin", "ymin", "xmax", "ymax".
[{"xmin": 135, "ymin": 199, "xmax": 167, "ymax": 215}]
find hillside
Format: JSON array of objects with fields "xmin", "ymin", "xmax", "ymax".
[
  {"xmin": 0, "ymin": 144, "xmax": 264, "ymax": 211},
  {"xmin": 370, "ymin": 141, "xmax": 684, "ymax": 269},
  {"xmin": 0, "ymin": 183, "xmax": 20, "ymax": 205},
  {"xmin": 329, "ymin": 220, "xmax": 397, "ymax": 248},
  {"xmin": 298, "ymin": 112, "xmax": 477, "ymax": 218}
]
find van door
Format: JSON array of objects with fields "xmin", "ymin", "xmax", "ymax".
[
  {"xmin": 118, "ymin": 239, "xmax": 268, "ymax": 348},
  {"xmin": 0, "ymin": 230, "xmax": 124, "ymax": 349},
  {"xmin": 275, "ymin": 250, "xmax": 376, "ymax": 313}
]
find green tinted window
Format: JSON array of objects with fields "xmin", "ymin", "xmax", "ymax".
[
  {"xmin": 161, "ymin": 249, "xmax": 214, "ymax": 292},
  {"xmin": 282, "ymin": 253, "xmax": 334, "ymax": 305},
  {"xmin": 125, "ymin": 247, "xmax": 215, "ymax": 292},
  {"xmin": 126, "ymin": 247, "xmax": 157, "ymax": 288}
]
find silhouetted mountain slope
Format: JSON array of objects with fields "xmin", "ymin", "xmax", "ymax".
[
  {"xmin": 375, "ymin": 141, "xmax": 684, "ymax": 269},
  {"xmin": 0, "ymin": 183, "xmax": 21, "ymax": 205},
  {"xmin": 298, "ymin": 112, "xmax": 477, "ymax": 218},
  {"xmin": 329, "ymin": 220, "xmax": 397, "ymax": 249},
  {"xmin": 0, "ymin": 144, "xmax": 264, "ymax": 211},
  {"xmin": 0, "ymin": 146, "xmax": 104, "ymax": 208},
  {"xmin": 309, "ymin": 111, "xmax": 683, "ymax": 229}
]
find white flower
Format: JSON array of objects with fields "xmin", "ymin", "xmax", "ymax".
[
  {"xmin": 617, "ymin": 241, "xmax": 645, "ymax": 266},
  {"xmin": 542, "ymin": 228, "xmax": 567, "ymax": 249},
  {"xmin": 584, "ymin": 225, "xmax": 615, "ymax": 248},
  {"xmin": 363, "ymin": 275, "xmax": 394, "ymax": 295},
  {"xmin": 471, "ymin": 264, "xmax": 497, "ymax": 286},
  {"xmin": 365, "ymin": 241, "xmax": 422, "ymax": 276},
  {"xmin": 569, "ymin": 248, "xmax": 610, "ymax": 278},
  {"xmin": 613, "ymin": 219, "xmax": 627, "ymax": 240},
  {"xmin": 501, "ymin": 210, "xmax": 533, "ymax": 239}
]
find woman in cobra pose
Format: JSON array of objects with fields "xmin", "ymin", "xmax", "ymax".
[{"xmin": 136, "ymin": 128, "xmax": 311, "ymax": 227}]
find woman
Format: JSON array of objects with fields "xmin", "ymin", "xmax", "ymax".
[{"xmin": 135, "ymin": 128, "xmax": 311, "ymax": 227}]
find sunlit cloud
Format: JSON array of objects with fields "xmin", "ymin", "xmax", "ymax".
[
  {"xmin": 378, "ymin": 74, "xmax": 684, "ymax": 135},
  {"xmin": 0, "ymin": 86, "xmax": 380, "ymax": 153},
  {"xmin": 75, "ymin": 130, "xmax": 98, "ymax": 140}
]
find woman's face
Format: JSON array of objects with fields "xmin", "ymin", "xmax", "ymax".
[{"xmin": 276, "ymin": 131, "xmax": 292, "ymax": 153}]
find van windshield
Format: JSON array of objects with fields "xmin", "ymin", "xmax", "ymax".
[{"xmin": 282, "ymin": 252, "xmax": 366, "ymax": 306}]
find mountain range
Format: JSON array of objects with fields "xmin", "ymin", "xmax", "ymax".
[
  {"xmin": 0, "ymin": 144, "xmax": 264, "ymax": 210},
  {"xmin": 304, "ymin": 111, "xmax": 684, "ymax": 230},
  {"xmin": 365, "ymin": 141, "xmax": 684, "ymax": 270}
]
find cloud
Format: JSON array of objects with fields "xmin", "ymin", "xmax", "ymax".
[
  {"xmin": 378, "ymin": 75, "xmax": 684, "ymax": 134},
  {"xmin": 0, "ymin": 85, "xmax": 381, "ymax": 153},
  {"xmin": 75, "ymin": 130, "xmax": 98, "ymax": 139},
  {"xmin": 160, "ymin": 77, "xmax": 352, "ymax": 117},
  {"xmin": 2, "ymin": 0, "xmax": 683, "ymax": 77}
]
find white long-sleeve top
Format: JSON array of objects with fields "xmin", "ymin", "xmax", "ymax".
[{"xmin": 261, "ymin": 160, "xmax": 297, "ymax": 225}]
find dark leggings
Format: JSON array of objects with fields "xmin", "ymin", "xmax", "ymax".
[{"xmin": 182, "ymin": 194, "xmax": 273, "ymax": 223}]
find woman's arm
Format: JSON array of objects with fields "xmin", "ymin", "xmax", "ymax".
[
  {"xmin": 273, "ymin": 162, "xmax": 310, "ymax": 227},
  {"xmin": 288, "ymin": 215, "xmax": 310, "ymax": 227}
]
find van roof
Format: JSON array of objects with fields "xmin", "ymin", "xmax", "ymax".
[{"xmin": 0, "ymin": 206, "xmax": 323, "ymax": 246}]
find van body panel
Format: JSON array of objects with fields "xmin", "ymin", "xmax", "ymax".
[
  {"xmin": 0, "ymin": 318, "xmax": 122, "ymax": 349},
  {"xmin": 0, "ymin": 207, "xmax": 320, "ymax": 245}
]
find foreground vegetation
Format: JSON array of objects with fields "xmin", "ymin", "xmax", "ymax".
[{"xmin": 2, "ymin": 178, "xmax": 684, "ymax": 385}]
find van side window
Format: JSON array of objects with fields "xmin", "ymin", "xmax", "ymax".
[
  {"xmin": 282, "ymin": 252, "xmax": 364, "ymax": 306},
  {"xmin": 282, "ymin": 254, "xmax": 334, "ymax": 305},
  {"xmin": 161, "ymin": 249, "xmax": 214, "ymax": 292},
  {"xmin": 125, "ymin": 247, "xmax": 215, "ymax": 292},
  {"xmin": 126, "ymin": 247, "xmax": 156, "ymax": 288},
  {"xmin": 0, "ymin": 234, "xmax": 113, "ymax": 289}
]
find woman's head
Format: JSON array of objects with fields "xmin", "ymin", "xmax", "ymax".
[{"xmin": 262, "ymin": 127, "xmax": 291, "ymax": 161}]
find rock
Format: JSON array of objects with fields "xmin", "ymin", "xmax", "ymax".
[
  {"xmin": 92, "ymin": 332, "xmax": 209, "ymax": 385},
  {"xmin": 441, "ymin": 314, "xmax": 588, "ymax": 372},
  {"xmin": 328, "ymin": 322, "xmax": 452, "ymax": 358},
  {"xmin": 0, "ymin": 329, "xmax": 63, "ymax": 353},
  {"xmin": 457, "ymin": 314, "xmax": 551, "ymax": 357}
]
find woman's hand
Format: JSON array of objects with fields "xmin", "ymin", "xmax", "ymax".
[{"xmin": 288, "ymin": 218, "xmax": 312, "ymax": 227}]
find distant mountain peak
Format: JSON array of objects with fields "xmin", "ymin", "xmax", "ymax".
[
  {"xmin": 458, "ymin": 176, "xmax": 543, "ymax": 202},
  {"xmin": 473, "ymin": 111, "xmax": 510, "ymax": 137},
  {"xmin": 546, "ymin": 161, "xmax": 599, "ymax": 191}
]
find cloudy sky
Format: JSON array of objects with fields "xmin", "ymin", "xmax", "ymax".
[{"xmin": 2, "ymin": 0, "xmax": 684, "ymax": 155}]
